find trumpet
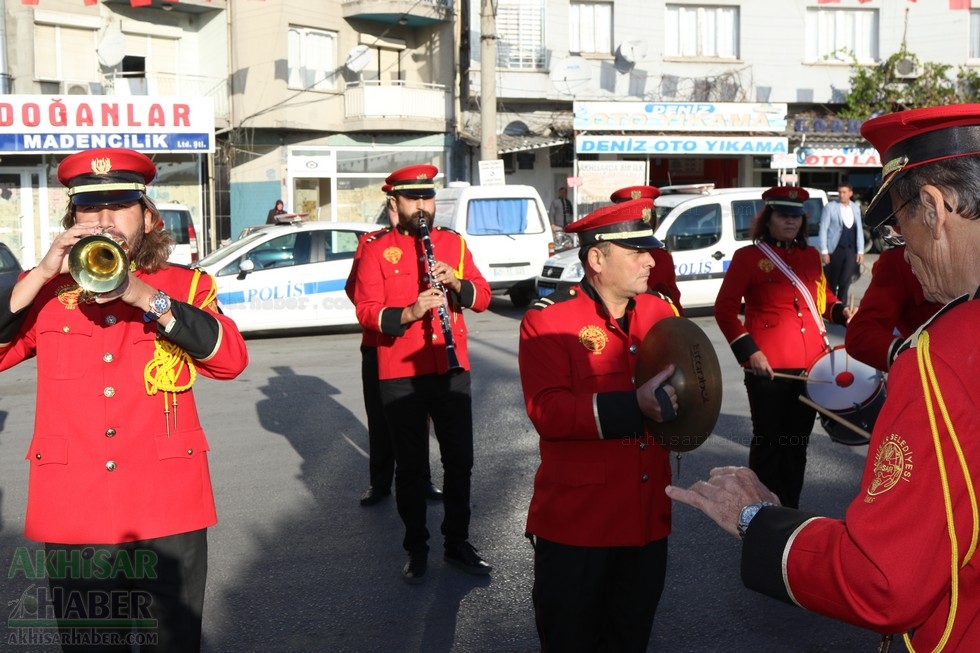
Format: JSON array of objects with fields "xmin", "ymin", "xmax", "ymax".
[{"xmin": 69, "ymin": 233, "xmax": 130, "ymax": 299}]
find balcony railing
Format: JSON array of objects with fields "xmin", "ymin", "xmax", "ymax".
[
  {"xmin": 344, "ymin": 80, "xmax": 449, "ymax": 126},
  {"xmin": 104, "ymin": 72, "xmax": 230, "ymax": 125},
  {"xmin": 341, "ymin": 0, "xmax": 452, "ymax": 26}
]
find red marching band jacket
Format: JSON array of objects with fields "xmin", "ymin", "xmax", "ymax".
[
  {"xmin": 742, "ymin": 296, "xmax": 980, "ymax": 651},
  {"xmin": 0, "ymin": 267, "xmax": 248, "ymax": 544},
  {"xmin": 714, "ymin": 242, "xmax": 842, "ymax": 369},
  {"xmin": 519, "ymin": 285, "xmax": 679, "ymax": 547},
  {"xmin": 352, "ymin": 225, "xmax": 491, "ymax": 379}
]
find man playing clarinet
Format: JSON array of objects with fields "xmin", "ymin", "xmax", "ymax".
[{"xmin": 351, "ymin": 164, "xmax": 494, "ymax": 584}]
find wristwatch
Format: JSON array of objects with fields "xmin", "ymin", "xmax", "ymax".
[
  {"xmin": 143, "ymin": 290, "xmax": 172, "ymax": 322},
  {"xmin": 737, "ymin": 501, "xmax": 777, "ymax": 539}
]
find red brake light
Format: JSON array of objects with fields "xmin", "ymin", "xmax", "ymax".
[{"xmin": 188, "ymin": 222, "xmax": 198, "ymax": 262}]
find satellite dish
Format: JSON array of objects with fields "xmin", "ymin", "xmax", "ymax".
[
  {"xmin": 616, "ymin": 40, "xmax": 647, "ymax": 64},
  {"xmin": 345, "ymin": 45, "xmax": 371, "ymax": 74},
  {"xmin": 549, "ymin": 56, "xmax": 592, "ymax": 96},
  {"xmin": 97, "ymin": 28, "xmax": 126, "ymax": 68}
]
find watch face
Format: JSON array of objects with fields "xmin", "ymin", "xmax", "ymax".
[{"xmin": 152, "ymin": 292, "xmax": 171, "ymax": 314}]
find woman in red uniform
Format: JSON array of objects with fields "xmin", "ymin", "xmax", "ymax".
[{"xmin": 713, "ymin": 186, "xmax": 852, "ymax": 508}]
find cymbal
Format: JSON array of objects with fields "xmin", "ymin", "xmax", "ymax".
[{"xmin": 634, "ymin": 317, "xmax": 723, "ymax": 452}]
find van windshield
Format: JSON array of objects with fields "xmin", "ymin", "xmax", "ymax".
[{"xmin": 466, "ymin": 198, "xmax": 544, "ymax": 236}]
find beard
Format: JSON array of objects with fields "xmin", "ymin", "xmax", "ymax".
[{"xmin": 399, "ymin": 207, "xmax": 434, "ymax": 235}]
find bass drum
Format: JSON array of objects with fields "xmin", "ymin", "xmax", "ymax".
[{"xmin": 804, "ymin": 346, "xmax": 884, "ymax": 446}]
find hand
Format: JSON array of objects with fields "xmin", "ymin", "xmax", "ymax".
[
  {"xmin": 746, "ymin": 351, "xmax": 773, "ymax": 379},
  {"xmin": 36, "ymin": 221, "xmax": 102, "ymax": 281},
  {"xmin": 636, "ymin": 364, "xmax": 677, "ymax": 422},
  {"xmin": 408, "ymin": 287, "xmax": 447, "ymax": 322},
  {"xmin": 856, "ymin": 252, "xmax": 865, "ymax": 265},
  {"xmin": 843, "ymin": 306, "xmax": 857, "ymax": 324},
  {"xmin": 665, "ymin": 466, "xmax": 781, "ymax": 538},
  {"xmin": 821, "ymin": 253, "xmax": 830, "ymax": 265},
  {"xmin": 430, "ymin": 260, "xmax": 461, "ymax": 294}
]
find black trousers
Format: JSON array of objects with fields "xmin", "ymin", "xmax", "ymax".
[
  {"xmin": 361, "ymin": 345, "xmax": 431, "ymax": 491},
  {"xmin": 744, "ymin": 371, "xmax": 817, "ymax": 509},
  {"xmin": 531, "ymin": 536, "xmax": 668, "ymax": 653},
  {"xmin": 44, "ymin": 529, "xmax": 208, "ymax": 653},
  {"xmin": 825, "ymin": 245, "xmax": 858, "ymax": 303},
  {"xmin": 380, "ymin": 371, "xmax": 473, "ymax": 554}
]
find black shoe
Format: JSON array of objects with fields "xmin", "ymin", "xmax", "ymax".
[
  {"xmin": 444, "ymin": 541, "xmax": 492, "ymax": 576},
  {"xmin": 359, "ymin": 486, "xmax": 391, "ymax": 507},
  {"xmin": 425, "ymin": 483, "xmax": 444, "ymax": 501},
  {"xmin": 402, "ymin": 552, "xmax": 427, "ymax": 585}
]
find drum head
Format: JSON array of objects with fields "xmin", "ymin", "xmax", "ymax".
[{"xmin": 805, "ymin": 347, "xmax": 883, "ymax": 411}]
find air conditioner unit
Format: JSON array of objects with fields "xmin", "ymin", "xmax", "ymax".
[
  {"xmin": 62, "ymin": 81, "xmax": 92, "ymax": 95},
  {"xmin": 894, "ymin": 58, "xmax": 920, "ymax": 80}
]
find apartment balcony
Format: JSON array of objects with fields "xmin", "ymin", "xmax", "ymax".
[
  {"xmin": 342, "ymin": 0, "xmax": 452, "ymax": 27},
  {"xmin": 104, "ymin": 72, "xmax": 230, "ymax": 129},
  {"xmin": 344, "ymin": 80, "xmax": 451, "ymax": 132}
]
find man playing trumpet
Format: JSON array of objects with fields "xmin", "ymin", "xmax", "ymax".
[{"xmin": 0, "ymin": 147, "xmax": 248, "ymax": 652}]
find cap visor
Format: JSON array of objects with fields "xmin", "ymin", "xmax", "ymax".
[
  {"xmin": 864, "ymin": 169, "xmax": 907, "ymax": 229},
  {"xmin": 71, "ymin": 189, "xmax": 143, "ymax": 207},
  {"xmin": 615, "ymin": 235, "xmax": 664, "ymax": 250},
  {"xmin": 770, "ymin": 205, "xmax": 807, "ymax": 216},
  {"xmin": 394, "ymin": 189, "xmax": 436, "ymax": 199}
]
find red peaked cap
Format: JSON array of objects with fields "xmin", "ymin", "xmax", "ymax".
[
  {"xmin": 385, "ymin": 164, "xmax": 438, "ymax": 199},
  {"xmin": 610, "ymin": 185, "xmax": 661, "ymax": 203},
  {"xmin": 861, "ymin": 104, "xmax": 980, "ymax": 228},
  {"xmin": 58, "ymin": 147, "xmax": 156, "ymax": 207},
  {"xmin": 565, "ymin": 198, "xmax": 663, "ymax": 249},
  {"xmin": 762, "ymin": 186, "xmax": 809, "ymax": 216}
]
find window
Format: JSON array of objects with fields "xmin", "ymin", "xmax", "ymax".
[
  {"xmin": 496, "ymin": 0, "xmax": 546, "ymax": 69},
  {"xmin": 466, "ymin": 199, "xmax": 546, "ymax": 236},
  {"xmin": 288, "ymin": 26, "xmax": 338, "ymax": 91},
  {"xmin": 806, "ymin": 8, "xmax": 878, "ymax": 63},
  {"xmin": 663, "ymin": 205, "xmax": 722, "ymax": 252},
  {"xmin": 971, "ymin": 10, "xmax": 980, "ymax": 59},
  {"xmin": 570, "ymin": 2, "xmax": 613, "ymax": 56},
  {"xmin": 665, "ymin": 5, "xmax": 739, "ymax": 59},
  {"xmin": 33, "ymin": 24, "xmax": 99, "ymax": 83}
]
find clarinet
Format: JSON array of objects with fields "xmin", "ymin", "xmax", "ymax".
[{"xmin": 417, "ymin": 216, "xmax": 463, "ymax": 373}]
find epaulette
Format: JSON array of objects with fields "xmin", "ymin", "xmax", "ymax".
[
  {"xmin": 434, "ymin": 225, "xmax": 461, "ymax": 236},
  {"xmin": 364, "ymin": 227, "xmax": 392, "ymax": 243},
  {"xmin": 895, "ymin": 293, "xmax": 969, "ymax": 358},
  {"xmin": 650, "ymin": 290, "xmax": 672, "ymax": 305},
  {"xmin": 528, "ymin": 285, "xmax": 581, "ymax": 311}
]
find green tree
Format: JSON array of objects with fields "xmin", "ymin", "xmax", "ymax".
[{"xmin": 838, "ymin": 47, "xmax": 980, "ymax": 119}]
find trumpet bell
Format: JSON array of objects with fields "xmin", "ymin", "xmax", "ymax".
[{"xmin": 69, "ymin": 234, "xmax": 129, "ymax": 295}]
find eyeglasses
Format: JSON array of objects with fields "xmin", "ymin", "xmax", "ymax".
[
  {"xmin": 874, "ymin": 197, "xmax": 914, "ymax": 247},
  {"xmin": 873, "ymin": 194, "xmax": 957, "ymax": 248}
]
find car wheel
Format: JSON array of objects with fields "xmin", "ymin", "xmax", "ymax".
[{"xmin": 863, "ymin": 224, "xmax": 884, "ymax": 254}]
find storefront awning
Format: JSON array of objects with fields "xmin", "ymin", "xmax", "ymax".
[{"xmin": 497, "ymin": 134, "xmax": 569, "ymax": 155}]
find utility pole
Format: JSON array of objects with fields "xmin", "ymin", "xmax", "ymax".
[{"xmin": 480, "ymin": 0, "xmax": 497, "ymax": 161}]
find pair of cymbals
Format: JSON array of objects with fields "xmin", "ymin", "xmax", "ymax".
[{"xmin": 634, "ymin": 317, "xmax": 723, "ymax": 452}]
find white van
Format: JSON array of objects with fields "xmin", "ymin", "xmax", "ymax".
[
  {"xmin": 432, "ymin": 183, "xmax": 554, "ymax": 306},
  {"xmin": 157, "ymin": 202, "xmax": 200, "ymax": 266},
  {"xmin": 536, "ymin": 185, "xmax": 828, "ymax": 310}
]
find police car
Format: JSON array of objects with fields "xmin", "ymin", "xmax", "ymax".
[
  {"xmin": 536, "ymin": 185, "xmax": 828, "ymax": 310},
  {"xmin": 194, "ymin": 221, "xmax": 374, "ymax": 333}
]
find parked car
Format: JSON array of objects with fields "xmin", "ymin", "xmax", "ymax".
[
  {"xmin": 536, "ymin": 185, "xmax": 829, "ymax": 311},
  {"xmin": 431, "ymin": 183, "xmax": 555, "ymax": 307},
  {"xmin": 0, "ymin": 242, "xmax": 24, "ymax": 293},
  {"xmin": 157, "ymin": 202, "xmax": 200, "ymax": 265},
  {"xmin": 194, "ymin": 221, "xmax": 373, "ymax": 334}
]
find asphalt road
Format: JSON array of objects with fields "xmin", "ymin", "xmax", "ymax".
[{"xmin": 0, "ymin": 254, "xmax": 909, "ymax": 652}]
